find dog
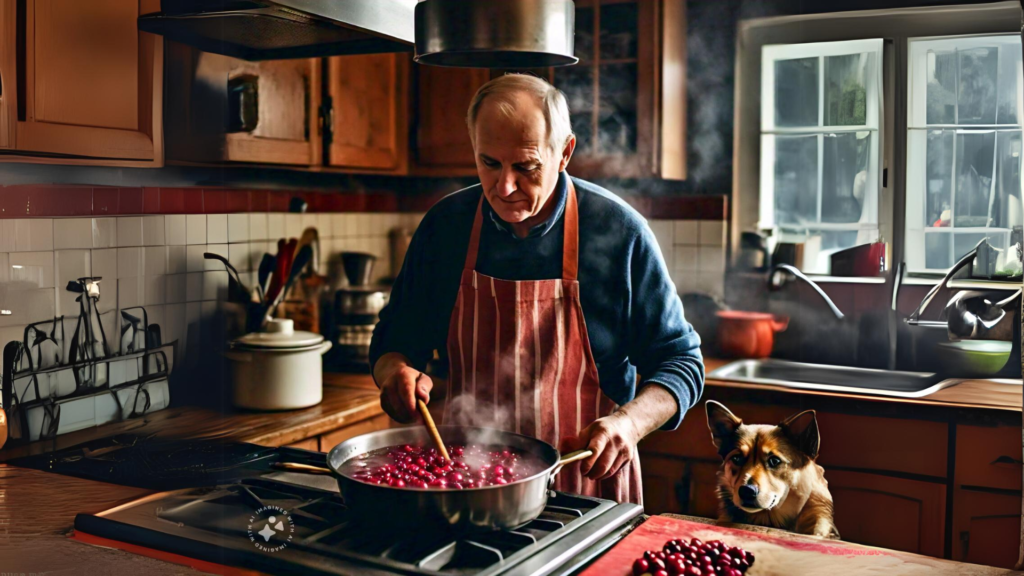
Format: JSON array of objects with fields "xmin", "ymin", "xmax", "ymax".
[{"xmin": 705, "ymin": 400, "xmax": 839, "ymax": 539}]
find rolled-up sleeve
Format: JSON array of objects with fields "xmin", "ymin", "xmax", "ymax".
[
  {"xmin": 369, "ymin": 212, "xmax": 439, "ymax": 376},
  {"xmin": 626, "ymin": 224, "xmax": 705, "ymax": 430}
]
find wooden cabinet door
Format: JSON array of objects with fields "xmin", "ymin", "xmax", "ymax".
[
  {"xmin": 640, "ymin": 455, "xmax": 720, "ymax": 519},
  {"xmin": 955, "ymin": 424, "xmax": 1023, "ymax": 492},
  {"xmin": 0, "ymin": 0, "xmax": 13, "ymax": 149},
  {"xmin": 164, "ymin": 42, "xmax": 321, "ymax": 165},
  {"xmin": 15, "ymin": 0, "xmax": 162, "ymax": 162},
  {"xmin": 827, "ymin": 469, "xmax": 946, "ymax": 558},
  {"xmin": 414, "ymin": 66, "xmax": 489, "ymax": 173},
  {"xmin": 952, "ymin": 488, "xmax": 1021, "ymax": 569},
  {"xmin": 327, "ymin": 53, "xmax": 409, "ymax": 173}
]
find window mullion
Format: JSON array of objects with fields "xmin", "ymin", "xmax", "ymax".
[{"xmin": 817, "ymin": 56, "xmax": 825, "ymax": 224}]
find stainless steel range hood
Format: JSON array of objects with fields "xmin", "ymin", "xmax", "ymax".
[{"xmin": 138, "ymin": 0, "xmax": 416, "ymax": 61}]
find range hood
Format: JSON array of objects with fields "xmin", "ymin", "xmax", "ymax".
[{"xmin": 138, "ymin": 0, "xmax": 416, "ymax": 61}]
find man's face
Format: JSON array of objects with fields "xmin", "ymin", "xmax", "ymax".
[{"xmin": 472, "ymin": 93, "xmax": 571, "ymax": 225}]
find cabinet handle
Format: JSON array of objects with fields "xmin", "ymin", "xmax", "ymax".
[
  {"xmin": 989, "ymin": 455, "xmax": 1024, "ymax": 467},
  {"xmin": 227, "ymin": 75, "xmax": 259, "ymax": 133}
]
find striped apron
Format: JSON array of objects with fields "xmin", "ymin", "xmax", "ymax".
[{"xmin": 441, "ymin": 179, "xmax": 643, "ymax": 505}]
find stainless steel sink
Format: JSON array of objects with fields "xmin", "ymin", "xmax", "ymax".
[{"xmin": 708, "ymin": 359, "xmax": 950, "ymax": 398}]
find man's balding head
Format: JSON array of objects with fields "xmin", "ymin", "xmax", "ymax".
[{"xmin": 466, "ymin": 74, "xmax": 574, "ymax": 154}]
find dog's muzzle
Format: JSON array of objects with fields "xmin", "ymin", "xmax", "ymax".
[{"xmin": 738, "ymin": 483, "xmax": 759, "ymax": 504}]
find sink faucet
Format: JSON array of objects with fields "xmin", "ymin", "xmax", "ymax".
[{"xmin": 767, "ymin": 264, "xmax": 845, "ymax": 320}]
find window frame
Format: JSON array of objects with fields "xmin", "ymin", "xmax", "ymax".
[{"xmin": 732, "ymin": 0, "xmax": 1022, "ymax": 282}]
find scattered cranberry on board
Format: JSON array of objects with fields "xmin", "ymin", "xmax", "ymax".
[
  {"xmin": 339, "ymin": 443, "xmax": 547, "ymax": 489},
  {"xmin": 632, "ymin": 538, "xmax": 755, "ymax": 576}
]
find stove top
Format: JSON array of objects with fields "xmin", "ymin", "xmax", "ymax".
[{"xmin": 73, "ymin": 449, "xmax": 644, "ymax": 575}]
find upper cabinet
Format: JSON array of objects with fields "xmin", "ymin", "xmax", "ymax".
[
  {"xmin": 326, "ymin": 53, "xmax": 410, "ymax": 173},
  {"xmin": 554, "ymin": 0, "xmax": 686, "ymax": 180},
  {"xmin": 0, "ymin": 0, "xmax": 163, "ymax": 164},
  {"xmin": 164, "ymin": 42, "xmax": 321, "ymax": 166},
  {"xmin": 413, "ymin": 66, "xmax": 491, "ymax": 174}
]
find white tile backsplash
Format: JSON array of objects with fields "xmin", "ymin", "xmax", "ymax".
[
  {"xmin": 285, "ymin": 214, "xmax": 302, "ymax": 239},
  {"xmin": 10, "ymin": 251, "xmax": 54, "ymax": 288},
  {"xmin": 185, "ymin": 245, "xmax": 206, "ymax": 273},
  {"xmin": 144, "ymin": 275, "xmax": 166, "ymax": 305},
  {"xmin": 118, "ymin": 277, "xmax": 144, "ymax": 308},
  {"xmin": 0, "ymin": 221, "xmax": 16, "ymax": 252},
  {"xmin": 205, "ymin": 244, "xmax": 228, "ymax": 271},
  {"xmin": 92, "ymin": 218, "xmax": 117, "ymax": 248},
  {"xmin": 186, "ymin": 214, "xmax": 207, "ymax": 245},
  {"xmin": 166, "ymin": 273, "xmax": 186, "ymax": 304},
  {"xmin": 54, "ymin": 218, "xmax": 93, "ymax": 250},
  {"xmin": 228, "ymin": 214, "xmax": 249, "ymax": 243},
  {"xmin": 165, "ymin": 215, "xmax": 186, "ymax": 246},
  {"xmin": 228, "ymin": 243, "xmax": 251, "ymax": 273},
  {"xmin": 186, "ymin": 272, "xmax": 203, "ymax": 302},
  {"xmin": 674, "ymin": 220, "xmax": 699, "ymax": 245},
  {"xmin": 117, "ymin": 247, "xmax": 144, "ymax": 278},
  {"xmin": 15, "ymin": 219, "xmax": 54, "ymax": 252},
  {"xmin": 267, "ymin": 213, "xmax": 284, "ymax": 239},
  {"xmin": 144, "ymin": 246, "xmax": 167, "ymax": 276},
  {"xmin": 249, "ymin": 213, "xmax": 268, "ymax": 241},
  {"xmin": 203, "ymin": 271, "xmax": 227, "ymax": 301},
  {"xmin": 143, "ymin": 216, "xmax": 165, "ymax": 246},
  {"xmin": 699, "ymin": 221, "xmax": 725, "ymax": 246},
  {"xmin": 167, "ymin": 246, "xmax": 187, "ymax": 274},
  {"xmin": 117, "ymin": 217, "xmax": 143, "ymax": 247},
  {"xmin": 207, "ymin": 214, "xmax": 227, "ymax": 244}
]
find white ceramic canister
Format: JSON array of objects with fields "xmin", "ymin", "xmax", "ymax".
[{"xmin": 225, "ymin": 319, "xmax": 333, "ymax": 410}]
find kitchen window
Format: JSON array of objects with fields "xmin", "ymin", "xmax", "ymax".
[
  {"xmin": 905, "ymin": 34, "xmax": 1023, "ymax": 274},
  {"xmin": 759, "ymin": 39, "xmax": 884, "ymax": 274}
]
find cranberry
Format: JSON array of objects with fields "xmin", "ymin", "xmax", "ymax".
[
  {"xmin": 632, "ymin": 558, "xmax": 650, "ymax": 575},
  {"xmin": 653, "ymin": 570, "xmax": 669, "ymax": 576}
]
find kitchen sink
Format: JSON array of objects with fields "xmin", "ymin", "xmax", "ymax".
[{"xmin": 709, "ymin": 359, "xmax": 951, "ymax": 398}]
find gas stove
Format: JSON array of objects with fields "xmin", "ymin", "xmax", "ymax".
[{"xmin": 72, "ymin": 447, "xmax": 644, "ymax": 575}]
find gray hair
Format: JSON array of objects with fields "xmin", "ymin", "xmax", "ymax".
[{"xmin": 466, "ymin": 74, "xmax": 574, "ymax": 153}]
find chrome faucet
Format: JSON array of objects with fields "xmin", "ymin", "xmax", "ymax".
[{"xmin": 767, "ymin": 264, "xmax": 845, "ymax": 320}]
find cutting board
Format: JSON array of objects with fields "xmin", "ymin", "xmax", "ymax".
[{"xmin": 580, "ymin": 515, "xmax": 1015, "ymax": 576}]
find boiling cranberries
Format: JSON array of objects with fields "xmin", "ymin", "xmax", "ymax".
[
  {"xmin": 352, "ymin": 444, "xmax": 532, "ymax": 490},
  {"xmin": 631, "ymin": 538, "xmax": 755, "ymax": 576}
]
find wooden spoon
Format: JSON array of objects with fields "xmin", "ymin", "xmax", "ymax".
[{"xmin": 417, "ymin": 399, "xmax": 450, "ymax": 462}]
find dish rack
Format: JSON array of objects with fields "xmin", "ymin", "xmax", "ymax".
[{"xmin": 2, "ymin": 277, "xmax": 177, "ymax": 443}]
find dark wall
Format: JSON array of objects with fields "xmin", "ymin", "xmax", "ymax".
[{"xmin": 680, "ymin": 0, "xmax": 1014, "ymax": 197}]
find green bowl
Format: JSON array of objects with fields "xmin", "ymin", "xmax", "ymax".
[{"xmin": 936, "ymin": 340, "xmax": 1012, "ymax": 377}]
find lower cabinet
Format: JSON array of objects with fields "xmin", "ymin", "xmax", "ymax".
[
  {"xmin": 827, "ymin": 469, "xmax": 946, "ymax": 558},
  {"xmin": 951, "ymin": 487, "xmax": 1021, "ymax": 569},
  {"xmin": 640, "ymin": 454, "xmax": 720, "ymax": 518}
]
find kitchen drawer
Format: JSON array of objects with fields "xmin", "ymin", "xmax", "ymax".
[
  {"xmin": 319, "ymin": 414, "xmax": 391, "ymax": 452},
  {"xmin": 955, "ymin": 424, "xmax": 1022, "ymax": 491},
  {"xmin": 815, "ymin": 413, "xmax": 948, "ymax": 478},
  {"xmin": 285, "ymin": 437, "xmax": 320, "ymax": 451}
]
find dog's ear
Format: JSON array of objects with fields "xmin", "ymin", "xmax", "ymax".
[
  {"xmin": 706, "ymin": 400, "xmax": 742, "ymax": 450},
  {"xmin": 780, "ymin": 410, "xmax": 820, "ymax": 459}
]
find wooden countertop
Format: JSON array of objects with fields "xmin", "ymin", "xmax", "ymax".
[{"xmin": 703, "ymin": 356, "xmax": 1023, "ymax": 413}]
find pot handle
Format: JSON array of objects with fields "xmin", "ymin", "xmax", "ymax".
[
  {"xmin": 318, "ymin": 340, "xmax": 333, "ymax": 356},
  {"xmin": 552, "ymin": 449, "xmax": 594, "ymax": 477},
  {"xmin": 223, "ymin": 350, "xmax": 252, "ymax": 362},
  {"xmin": 272, "ymin": 462, "xmax": 334, "ymax": 475},
  {"xmin": 771, "ymin": 315, "xmax": 790, "ymax": 332}
]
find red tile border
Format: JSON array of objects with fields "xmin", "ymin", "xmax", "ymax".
[{"xmin": 0, "ymin": 184, "xmax": 729, "ymax": 220}]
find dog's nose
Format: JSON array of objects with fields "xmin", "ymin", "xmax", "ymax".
[{"xmin": 738, "ymin": 484, "xmax": 759, "ymax": 501}]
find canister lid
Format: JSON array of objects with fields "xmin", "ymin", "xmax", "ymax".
[{"xmin": 232, "ymin": 319, "xmax": 324, "ymax": 350}]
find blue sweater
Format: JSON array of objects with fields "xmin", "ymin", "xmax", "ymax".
[{"xmin": 369, "ymin": 172, "xmax": 704, "ymax": 430}]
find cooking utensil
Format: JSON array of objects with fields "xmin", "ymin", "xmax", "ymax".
[
  {"xmin": 203, "ymin": 252, "xmax": 250, "ymax": 302},
  {"xmin": 296, "ymin": 227, "xmax": 319, "ymax": 273},
  {"xmin": 256, "ymin": 253, "xmax": 275, "ymax": 303},
  {"xmin": 224, "ymin": 318, "xmax": 332, "ymax": 410},
  {"xmin": 716, "ymin": 310, "xmax": 789, "ymax": 359},
  {"xmin": 274, "ymin": 426, "xmax": 593, "ymax": 532},
  {"xmin": 417, "ymin": 399, "xmax": 450, "ymax": 462},
  {"xmin": 267, "ymin": 245, "xmax": 312, "ymax": 318},
  {"xmin": 266, "ymin": 239, "xmax": 294, "ymax": 305}
]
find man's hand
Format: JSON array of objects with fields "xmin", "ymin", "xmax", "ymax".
[
  {"xmin": 374, "ymin": 353, "xmax": 433, "ymax": 424},
  {"xmin": 562, "ymin": 412, "xmax": 642, "ymax": 481}
]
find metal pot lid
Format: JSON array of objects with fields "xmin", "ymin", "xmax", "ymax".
[
  {"xmin": 232, "ymin": 319, "xmax": 324, "ymax": 350},
  {"xmin": 414, "ymin": 0, "xmax": 577, "ymax": 68}
]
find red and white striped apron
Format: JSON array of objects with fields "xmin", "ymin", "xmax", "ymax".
[{"xmin": 442, "ymin": 180, "xmax": 643, "ymax": 505}]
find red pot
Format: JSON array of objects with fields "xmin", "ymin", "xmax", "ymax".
[{"xmin": 715, "ymin": 311, "xmax": 789, "ymax": 359}]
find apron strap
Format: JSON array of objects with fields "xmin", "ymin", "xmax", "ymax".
[{"xmin": 463, "ymin": 176, "xmax": 580, "ymax": 282}]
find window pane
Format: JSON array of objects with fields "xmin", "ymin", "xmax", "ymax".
[
  {"xmin": 599, "ymin": 3, "xmax": 638, "ymax": 60},
  {"xmin": 574, "ymin": 7, "xmax": 594, "ymax": 63},
  {"xmin": 825, "ymin": 54, "xmax": 869, "ymax": 126},
  {"xmin": 992, "ymin": 130, "xmax": 1023, "ymax": 229},
  {"xmin": 774, "ymin": 135, "xmax": 818, "ymax": 225},
  {"xmin": 954, "ymin": 131, "xmax": 996, "ymax": 227},
  {"xmin": 926, "ymin": 49, "xmax": 957, "ymax": 125},
  {"xmin": 821, "ymin": 132, "xmax": 870, "ymax": 223},
  {"xmin": 996, "ymin": 45, "xmax": 1022, "ymax": 125},
  {"xmin": 959, "ymin": 47, "xmax": 998, "ymax": 125},
  {"xmin": 954, "ymin": 232, "xmax": 988, "ymax": 261},
  {"xmin": 775, "ymin": 58, "xmax": 819, "ymax": 127},
  {"xmin": 925, "ymin": 232, "xmax": 952, "ymax": 269},
  {"xmin": 596, "ymin": 63, "xmax": 637, "ymax": 154},
  {"xmin": 925, "ymin": 130, "xmax": 955, "ymax": 227}
]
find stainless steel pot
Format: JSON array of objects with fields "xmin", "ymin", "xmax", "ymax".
[{"xmin": 275, "ymin": 425, "xmax": 591, "ymax": 532}]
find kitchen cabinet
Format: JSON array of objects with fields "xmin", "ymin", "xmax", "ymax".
[
  {"xmin": 551, "ymin": 0, "xmax": 686, "ymax": 179},
  {"xmin": 327, "ymin": 52, "xmax": 410, "ymax": 173},
  {"xmin": 0, "ymin": 0, "xmax": 163, "ymax": 163},
  {"xmin": 955, "ymin": 424, "xmax": 1023, "ymax": 492},
  {"xmin": 413, "ymin": 65, "xmax": 490, "ymax": 174},
  {"xmin": 951, "ymin": 487, "xmax": 1020, "ymax": 569},
  {"xmin": 828, "ymin": 469, "xmax": 946, "ymax": 557},
  {"xmin": 164, "ymin": 42, "xmax": 321, "ymax": 166}
]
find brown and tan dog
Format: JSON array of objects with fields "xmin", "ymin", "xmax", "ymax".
[{"xmin": 705, "ymin": 400, "xmax": 839, "ymax": 539}]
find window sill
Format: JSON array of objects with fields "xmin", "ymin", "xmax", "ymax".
[
  {"xmin": 804, "ymin": 275, "xmax": 886, "ymax": 284},
  {"xmin": 902, "ymin": 276, "xmax": 1022, "ymax": 290}
]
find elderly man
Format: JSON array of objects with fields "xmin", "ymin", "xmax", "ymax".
[{"xmin": 370, "ymin": 74, "xmax": 704, "ymax": 504}]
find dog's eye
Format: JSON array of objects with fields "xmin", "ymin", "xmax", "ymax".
[
  {"xmin": 767, "ymin": 455, "xmax": 782, "ymax": 468},
  {"xmin": 730, "ymin": 455, "xmax": 744, "ymax": 466}
]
